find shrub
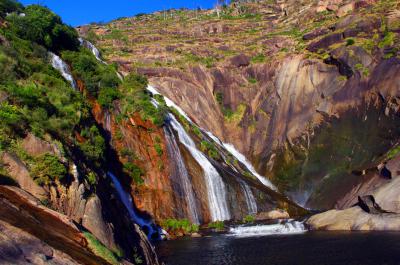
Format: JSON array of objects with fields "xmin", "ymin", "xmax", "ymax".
[
  {"xmin": 0, "ymin": 0, "xmax": 23, "ymax": 18},
  {"xmin": 243, "ymin": 215, "xmax": 255, "ymax": 223},
  {"xmin": 161, "ymin": 219, "xmax": 199, "ymax": 233},
  {"xmin": 79, "ymin": 125, "xmax": 106, "ymax": 162},
  {"xmin": 123, "ymin": 162, "xmax": 144, "ymax": 184},
  {"xmin": 7, "ymin": 5, "xmax": 79, "ymax": 52},
  {"xmin": 83, "ymin": 232, "xmax": 119, "ymax": 265},
  {"xmin": 346, "ymin": 38, "xmax": 355, "ymax": 46},
  {"xmin": 97, "ymin": 87, "xmax": 121, "ymax": 109},
  {"xmin": 207, "ymin": 221, "xmax": 225, "ymax": 231},
  {"xmin": 154, "ymin": 143, "xmax": 163, "ymax": 157},
  {"xmin": 86, "ymin": 172, "xmax": 97, "ymax": 186},
  {"xmin": 250, "ymin": 54, "xmax": 266, "ymax": 64},
  {"xmin": 31, "ymin": 153, "xmax": 67, "ymax": 185}
]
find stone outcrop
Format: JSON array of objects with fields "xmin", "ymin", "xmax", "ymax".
[
  {"xmin": 0, "ymin": 220, "xmax": 80, "ymax": 265},
  {"xmin": 307, "ymin": 156, "xmax": 400, "ymax": 230},
  {"xmin": 1, "ymin": 152, "xmax": 48, "ymax": 200},
  {"xmin": 0, "ymin": 185, "xmax": 110, "ymax": 265}
]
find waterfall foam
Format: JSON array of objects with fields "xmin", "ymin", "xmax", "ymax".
[
  {"xmin": 164, "ymin": 125, "xmax": 200, "ymax": 224},
  {"xmin": 107, "ymin": 172, "xmax": 161, "ymax": 239},
  {"xmin": 168, "ymin": 114, "xmax": 231, "ymax": 221},
  {"xmin": 49, "ymin": 52, "xmax": 77, "ymax": 90},
  {"xmin": 228, "ymin": 220, "xmax": 306, "ymax": 238}
]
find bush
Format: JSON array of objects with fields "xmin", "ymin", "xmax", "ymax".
[
  {"xmin": 243, "ymin": 215, "xmax": 255, "ymax": 223},
  {"xmin": 123, "ymin": 162, "xmax": 144, "ymax": 185},
  {"xmin": 346, "ymin": 38, "xmax": 355, "ymax": 46},
  {"xmin": 7, "ymin": 5, "xmax": 79, "ymax": 52},
  {"xmin": 162, "ymin": 219, "xmax": 199, "ymax": 233},
  {"xmin": 207, "ymin": 221, "xmax": 225, "ymax": 231},
  {"xmin": 154, "ymin": 143, "xmax": 163, "ymax": 157},
  {"xmin": 97, "ymin": 87, "xmax": 121, "ymax": 109},
  {"xmin": 0, "ymin": 0, "xmax": 23, "ymax": 18},
  {"xmin": 31, "ymin": 153, "xmax": 67, "ymax": 185},
  {"xmin": 83, "ymin": 232, "xmax": 119, "ymax": 265},
  {"xmin": 79, "ymin": 125, "xmax": 106, "ymax": 162}
]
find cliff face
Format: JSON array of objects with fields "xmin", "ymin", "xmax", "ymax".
[{"xmin": 84, "ymin": 0, "xmax": 400, "ymax": 209}]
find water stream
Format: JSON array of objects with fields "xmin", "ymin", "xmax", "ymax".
[
  {"xmin": 107, "ymin": 172, "xmax": 160, "ymax": 239},
  {"xmin": 49, "ymin": 52, "xmax": 77, "ymax": 90},
  {"xmin": 164, "ymin": 124, "xmax": 200, "ymax": 224}
]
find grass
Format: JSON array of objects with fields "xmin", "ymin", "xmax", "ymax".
[
  {"xmin": 207, "ymin": 221, "xmax": 225, "ymax": 231},
  {"xmin": 387, "ymin": 145, "xmax": 400, "ymax": 160},
  {"xmin": 83, "ymin": 232, "xmax": 119, "ymax": 265},
  {"xmin": 243, "ymin": 215, "xmax": 255, "ymax": 224},
  {"xmin": 161, "ymin": 219, "xmax": 199, "ymax": 233}
]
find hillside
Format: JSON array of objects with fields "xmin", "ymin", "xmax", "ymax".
[{"xmin": 82, "ymin": 0, "xmax": 400, "ymax": 209}]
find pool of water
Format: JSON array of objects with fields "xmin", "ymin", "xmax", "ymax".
[{"xmin": 156, "ymin": 231, "xmax": 400, "ymax": 265}]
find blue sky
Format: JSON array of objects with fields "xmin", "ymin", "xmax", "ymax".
[{"xmin": 20, "ymin": 0, "xmax": 219, "ymax": 26}]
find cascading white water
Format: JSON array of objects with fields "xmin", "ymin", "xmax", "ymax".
[
  {"xmin": 49, "ymin": 52, "xmax": 77, "ymax": 90},
  {"xmin": 79, "ymin": 38, "xmax": 104, "ymax": 63},
  {"xmin": 147, "ymin": 85, "xmax": 275, "ymax": 191},
  {"xmin": 206, "ymin": 131, "xmax": 277, "ymax": 190},
  {"xmin": 79, "ymin": 38, "xmax": 123, "ymax": 81},
  {"xmin": 164, "ymin": 125, "xmax": 200, "ymax": 224},
  {"xmin": 228, "ymin": 220, "xmax": 306, "ymax": 238},
  {"xmin": 168, "ymin": 114, "xmax": 231, "ymax": 221},
  {"xmin": 107, "ymin": 172, "xmax": 160, "ymax": 238},
  {"xmin": 240, "ymin": 181, "xmax": 257, "ymax": 215}
]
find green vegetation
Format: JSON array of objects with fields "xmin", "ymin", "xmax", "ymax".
[
  {"xmin": 387, "ymin": 145, "xmax": 400, "ymax": 160},
  {"xmin": 207, "ymin": 221, "xmax": 225, "ymax": 231},
  {"xmin": 250, "ymin": 54, "xmax": 266, "ymax": 64},
  {"xmin": 123, "ymin": 162, "xmax": 144, "ymax": 185},
  {"xmin": 161, "ymin": 219, "xmax": 199, "ymax": 233},
  {"xmin": 31, "ymin": 153, "xmax": 67, "ymax": 185},
  {"xmin": 6, "ymin": 5, "xmax": 79, "ymax": 52},
  {"xmin": 224, "ymin": 104, "xmax": 247, "ymax": 124},
  {"xmin": 243, "ymin": 215, "xmax": 255, "ymax": 223},
  {"xmin": 119, "ymin": 73, "xmax": 167, "ymax": 126},
  {"xmin": 79, "ymin": 125, "xmax": 106, "ymax": 162},
  {"xmin": 200, "ymin": 140, "xmax": 220, "ymax": 160},
  {"xmin": 154, "ymin": 143, "xmax": 163, "ymax": 157},
  {"xmin": 62, "ymin": 49, "xmax": 121, "ymax": 106},
  {"xmin": 83, "ymin": 232, "xmax": 120, "ymax": 265}
]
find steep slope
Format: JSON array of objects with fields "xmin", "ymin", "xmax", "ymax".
[
  {"xmin": 82, "ymin": 0, "xmax": 400, "ymax": 209},
  {"xmin": 0, "ymin": 2, "xmax": 159, "ymax": 264}
]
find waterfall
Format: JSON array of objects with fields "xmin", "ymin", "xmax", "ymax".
[
  {"xmin": 79, "ymin": 38, "xmax": 105, "ymax": 64},
  {"xmin": 240, "ymin": 181, "xmax": 257, "ymax": 215},
  {"xmin": 168, "ymin": 114, "xmax": 231, "ymax": 221},
  {"xmin": 107, "ymin": 172, "xmax": 160, "ymax": 239},
  {"xmin": 228, "ymin": 220, "xmax": 306, "ymax": 238},
  {"xmin": 164, "ymin": 125, "xmax": 200, "ymax": 224},
  {"xmin": 147, "ymin": 85, "xmax": 275, "ymax": 191},
  {"xmin": 206, "ymin": 131, "xmax": 277, "ymax": 190},
  {"xmin": 49, "ymin": 52, "xmax": 77, "ymax": 90}
]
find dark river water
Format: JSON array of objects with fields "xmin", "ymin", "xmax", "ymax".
[{"xmin": 156, "ymin": 231, "xmax": 400, "ymax": 265}]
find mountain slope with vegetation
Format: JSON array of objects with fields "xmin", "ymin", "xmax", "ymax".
[{"xmin": 83, "ymin": 0, "xmax": 400, "ymax": 211}]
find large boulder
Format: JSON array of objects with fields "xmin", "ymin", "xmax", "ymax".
[{"xmin": 1, "ymin": 153, "xmax": 48, "ymax": 200}]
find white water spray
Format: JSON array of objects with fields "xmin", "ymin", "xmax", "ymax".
[
  {"xmin": 240, "ymin": 181, "xmax": 257, "ymax": 215},
  {"xmin": 49, "ymin": 52, "xmax": 77, "ymax": 90},
  {"xmin": 168, "ymin": 114, "xmax": 230, "ymax": 221},
  {"xmin": 164, "ymin": 125, "xmax": 200, "ymax": 224},
  {"xmin": 229, "ymin": 220, "xmax": 306, "ymax": 238},
  {"xmin": 206, "ymin": 131, "xmax": 276, "ymax": 190}
]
